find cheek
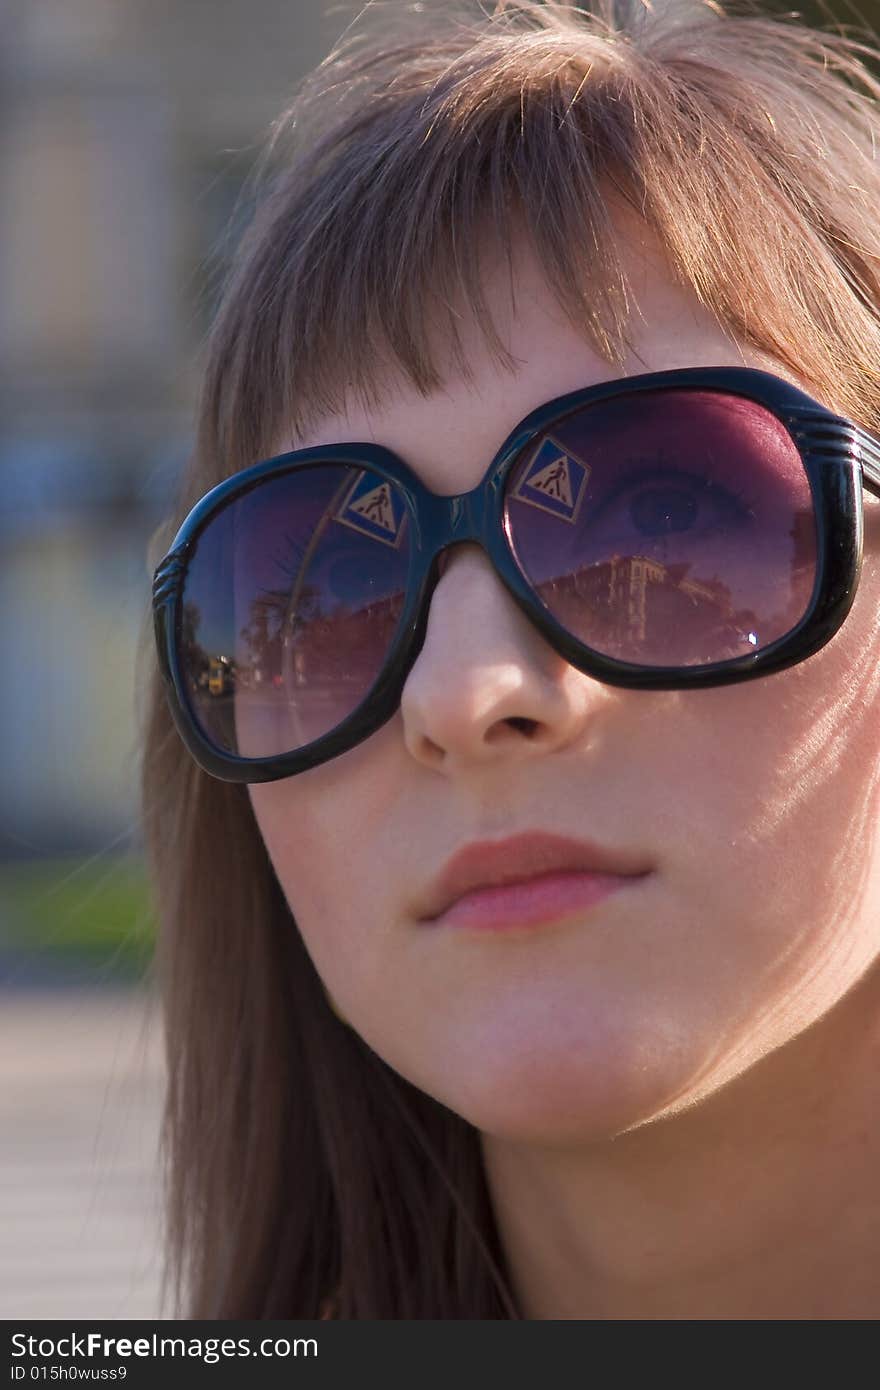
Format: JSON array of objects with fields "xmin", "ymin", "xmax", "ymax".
[
  {"xmin": 658, "ymin": 530, "xmax": 879, "ymax": 852},
  {"xmin": 643, "ymin": 588, "xmax": 880, "ymax": 987},
  {"xmin": 246, "ymin": 738, "xmax": 405, "ymax": 996}
]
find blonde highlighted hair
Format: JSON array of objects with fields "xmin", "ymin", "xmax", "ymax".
[{"xmin": 138, "ymin": 0, "xmax": 880, "ymax": 1317}]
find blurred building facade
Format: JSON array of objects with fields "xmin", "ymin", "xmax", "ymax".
[{"xmin": 0, "ymin": 0, "xmax": 331, "ymax": 855}]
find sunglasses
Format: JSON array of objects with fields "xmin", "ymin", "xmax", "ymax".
[{"xmin": 153, "ymin": 365, "xmax": 880, "ymax": 783}]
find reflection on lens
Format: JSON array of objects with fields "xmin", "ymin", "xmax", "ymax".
[
  {"xmin": 505, "ymin": 390, "xmax": 817, "ymax": 667},
  {"xmin": 177, "ymin": 465, "xmax": 410, "ymax": 759}
]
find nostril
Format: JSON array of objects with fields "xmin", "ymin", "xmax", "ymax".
[
  {"xmin": 507, "ymin": 716, "xmax": 539, "ymax": 736},
  {"xmin": 484, "ymin": 715, "xmax": 541, "ymax": 748}
]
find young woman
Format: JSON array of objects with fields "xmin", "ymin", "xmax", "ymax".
[{"xmin": 140, "ymin": 0, "xmax": 880, "ymax": 1318}]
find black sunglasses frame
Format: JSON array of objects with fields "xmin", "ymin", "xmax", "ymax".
[{"xmin": 153, "ymin": 365, "xmax": 880, "ymax": 784}]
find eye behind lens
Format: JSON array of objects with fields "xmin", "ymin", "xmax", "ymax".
[{"xmin": 503, "ymin": 390, "xmax": 817, "ymax": 668}]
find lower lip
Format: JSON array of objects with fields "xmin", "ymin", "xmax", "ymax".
[{"xmin": 429, "ymin": 870, "xmax": 648, "ymax": 931}]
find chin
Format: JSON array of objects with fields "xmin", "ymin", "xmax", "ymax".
[{"xmin": 425, "ymin": 1020, "xmax": 698, "ymax": 1146}]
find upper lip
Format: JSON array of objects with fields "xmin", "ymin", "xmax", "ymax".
[{"xmin": 417, "ymin": 831, "xmax": 653, "ymax": 922}]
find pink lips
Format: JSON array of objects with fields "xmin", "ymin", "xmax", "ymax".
[
  {"xmin": 436, "ymin": 869, "xmax": 640, "ymax": 930},
  {"xmin": 417, "ymin": 831, "xmax": 653, "ymax": 932}
]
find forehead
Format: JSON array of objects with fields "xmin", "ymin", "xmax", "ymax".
[{"xmin": 276, "ymin": 220, "xmax": 804, "ymax": 496}]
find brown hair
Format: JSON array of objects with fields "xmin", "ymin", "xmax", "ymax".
[{"xmin": 137, "ymin": 0, "xmax": 880, "ymax": 1317}]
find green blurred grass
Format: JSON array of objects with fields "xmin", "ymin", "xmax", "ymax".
[{"xmin": 0, "ymin": 855, "xmax": 156, "ymax": 979}]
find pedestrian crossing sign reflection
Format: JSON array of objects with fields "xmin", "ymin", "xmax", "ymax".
[
  {"xmin": 511, "ymin": 436, "xmax": 590, "ymax": 524},
  {"xmin": 334, "ymin": 470, "xmax": 408, "ymax": 548}
]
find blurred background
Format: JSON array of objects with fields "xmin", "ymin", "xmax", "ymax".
[
  {"xmin": 0, "ymin": 0, "xmax": 340, "ymax": 1320},
  {"xmin": 0, "ymin": 0, "xmax": 877, "ymax": 1321}
]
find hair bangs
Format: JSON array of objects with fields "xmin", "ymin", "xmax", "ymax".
[
  {"xmin": 193, "ymin": 0, "xmax": 880, "ymax": 488},
  {"xmin": 215, "ymin": 52, "xmax": 640, "ymax": 458}
]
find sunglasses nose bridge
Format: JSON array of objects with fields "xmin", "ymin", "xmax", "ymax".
[{"xmin": 425, "ymin": 485, "xmax": 493, "ymax": 574}]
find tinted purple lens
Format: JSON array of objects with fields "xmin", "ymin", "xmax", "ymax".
[
  {"xmin": 178, "ymin": 465, "xmax": 410, "ymax": 759},
  {"xmin": 504, "ymin": 390, "xmax": 817, "ymax": 667}
]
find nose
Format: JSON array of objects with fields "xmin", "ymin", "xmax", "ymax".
[{"xmin": 399, "ymin": 543, "xmax": 606, "ymax": 774}]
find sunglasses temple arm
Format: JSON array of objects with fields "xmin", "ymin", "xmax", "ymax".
[{"xmin": 861, "ymin": 430, "xmax": 880, "ymax": 497}]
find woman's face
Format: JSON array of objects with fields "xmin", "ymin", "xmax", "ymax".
[{"xmin": 248, "ymin": 227, "xmax": 880, "ymax": 1143}]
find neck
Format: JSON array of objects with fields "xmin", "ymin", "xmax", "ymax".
[{"xmin": 481, "ymin": 963, "xmax": 880, "ymax": 1320}]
